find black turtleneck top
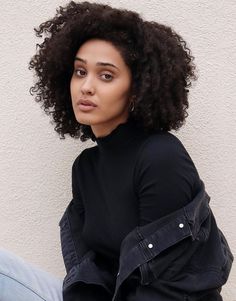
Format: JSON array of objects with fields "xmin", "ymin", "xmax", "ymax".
[{"xmin": 71, "ymin": 118, "xmax": 201, "ymax": 267}]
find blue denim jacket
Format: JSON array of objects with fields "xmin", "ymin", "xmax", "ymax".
[{"xmin": 59, "ymin": 179, "xmax": 233, "ymax": 301}]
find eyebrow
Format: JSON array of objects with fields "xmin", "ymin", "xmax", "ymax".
[{"xmin": 74, "ymin": 57, "xmax": 119, "ymax": 70}]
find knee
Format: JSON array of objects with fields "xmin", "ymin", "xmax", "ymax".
[{"xmin": 0, "ymin": 248, "xmax": 24, "ymax": 276}]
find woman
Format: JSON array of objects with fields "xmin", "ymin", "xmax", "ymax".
[{"xmin": 0, "ymin": 1, "xmax": 233, "ymax": 301}]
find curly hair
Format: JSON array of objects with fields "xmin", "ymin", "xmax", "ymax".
[{"xmin": 29, "ymin": 1, "xmax": 197, "ymax": 142}]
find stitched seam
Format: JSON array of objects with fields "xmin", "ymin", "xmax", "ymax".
[{"xmin": 0, "ymin": 271, "xmax": 49, "ymax": 301}]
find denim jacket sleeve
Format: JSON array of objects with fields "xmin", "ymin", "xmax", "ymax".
[
  {"xmin": 59, "ymin": 157, "xmax": 114, "ymax": 301},
  {"xmin": 111, "ymin": 180, "xmax": 234, "ymax": 301}
]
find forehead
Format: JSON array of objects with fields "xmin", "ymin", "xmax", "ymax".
[{"xmin": 75, "ymin": 39, "xmax": 126, "ymax": 66}]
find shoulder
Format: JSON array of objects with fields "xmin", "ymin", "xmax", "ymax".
[
  {"xmin": 134, "ymin": 131, "xmax": 200, "ymax": 181},
  {"xmin": 72, "ymin": 146, "xmax": 97, "ymax": 171},
  {"xmin": 136, "ymin": 131, "xmax": 192, "ymax": 166},
  {"xmin": 134, "ymin": 131, "xmax": 201, "ymax": 198}
]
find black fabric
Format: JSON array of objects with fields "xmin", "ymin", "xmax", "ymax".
[
  {"xmin": 64, "ymin": 282, "xmax": 112, "ymax": 301},
  {"xmin": 72, "ymin": 118, "xmax": 201, "ymax": 267},
  {"xmin": 60, "ymin": 121, "xmax": 234, "ymax": 300}
]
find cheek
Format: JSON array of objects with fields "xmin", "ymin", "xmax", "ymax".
[
  {"xmin": 70, "ymin": 80, "xmax": 81, "ymax": 108},
  {"xmin": 102, "ymin": 81, "xmax": 131, "ymax": 104},
  {"xmin": 70, "ymin": 78, "xmax": 76, "ymax": 97},
  {"xmin": 115, "ymin": 76, "xmax": 132, "ymax": 99},
  {"xmin": 70, "ymin": 80, "xmax": 79, "ymax": 114}
]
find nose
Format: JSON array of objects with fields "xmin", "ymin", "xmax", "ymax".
[{"xmin": 80, "ymin": 76, "xmax": 95, "ymax": 95}]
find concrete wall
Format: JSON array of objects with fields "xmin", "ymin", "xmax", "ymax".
[{"xmin": 1, "ymin": 0, "xmax": 235, "ymax": 299}]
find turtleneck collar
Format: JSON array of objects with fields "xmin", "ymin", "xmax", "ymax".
[{"xmin": 94, "ymin": 118, "xmax": 143, "ymax": 151}]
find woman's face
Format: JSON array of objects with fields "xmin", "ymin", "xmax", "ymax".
[{"xmin": 70, "ymin": 38, "xmax": 132, "ymax": 138}]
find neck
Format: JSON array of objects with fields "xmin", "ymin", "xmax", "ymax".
[
  {"xmin": 93, "ymin": 118, "xmax": 150, "ymax": 153},
  {"xmin": 91, "ymin": 116, "xmax": 129, "ymax": 139}
]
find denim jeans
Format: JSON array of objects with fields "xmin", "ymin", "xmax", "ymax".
[{"xmin": 0, "ymin": 248, "xmax": 63, "ymax": 301}]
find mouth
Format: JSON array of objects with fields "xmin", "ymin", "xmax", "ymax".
[
  {"xmin": 77, "ymin": 103, "xmax": 97, "ymax": 112},
  {"xmin": 78, "ymin": 99, "xmax": 97, "ymax": 107},
  {"xmin": 80, "ymin": 103, "xmax": 96, "ymax": 107}
]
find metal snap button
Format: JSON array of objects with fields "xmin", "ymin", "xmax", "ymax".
[
  {"xmin": 179, "ymin": 223, "xmax": 184, "ymax": 228},
  {"xmin": 117, "ymin": 271, "xmax": 120, "ymax": 277},
  {"xmin": 148, "ymin": 243, "xmax": 153, "ymax": 248}
]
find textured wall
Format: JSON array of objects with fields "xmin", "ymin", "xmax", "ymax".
[{"xmin": 1, "ymin": 0, "xmax": 235, "ymax": 299}]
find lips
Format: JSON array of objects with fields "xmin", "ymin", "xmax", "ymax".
[{"xmin": 78, "ymin": 99, "xmax": 97, "ymax": 107}]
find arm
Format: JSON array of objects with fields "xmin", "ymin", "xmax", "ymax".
[
  {"xmin": 59, "ymin": 155, "xmax": 113, "ymax": 301},
  {"xmin": 59, "ymin": 156, "xmax": 89, "ymax": 273},
  {"xmin": 133, "ymin": 133, "xmax": 201, "ymax": 226},
  {"xmin": 120, "ymin": 133, "xmax": 202, "ymax": 289}
]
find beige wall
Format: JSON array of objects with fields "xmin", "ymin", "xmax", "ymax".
[{"xmin": 1, "ymin": 0, "xmax": 235, "ymax": 299}]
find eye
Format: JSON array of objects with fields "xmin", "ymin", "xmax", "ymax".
[
  {"xmin": 74, "ymin": 68, "xmax": 86, "ymax": 77},
  {"xmin": 101, "ymin": 73, "xmax": 114, "ymax": 81}
]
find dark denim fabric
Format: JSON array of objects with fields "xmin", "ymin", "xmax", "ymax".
[{"xmin": 59, "ymin": 179, "xmax": 233, "ymax": 301}]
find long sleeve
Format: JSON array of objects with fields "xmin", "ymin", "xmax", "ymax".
[
  {"xmin": 133, "ymin": 133, "xmax": 201, "ymax": 226},
  {"xmin": 59, "ymin": 156, "xmax": 89, "ymax": 273},
  {"xmin": 59, "ymin": 155, "xmax": 114, "ymax": 301}
]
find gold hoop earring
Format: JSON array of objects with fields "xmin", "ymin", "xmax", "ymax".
[{"xmin": 129, "ymin": 98, "xmax": 135, "ymax": 112}]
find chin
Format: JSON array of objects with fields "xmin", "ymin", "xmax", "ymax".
[
  {"xmin": 76, "ymin": 113, "xmax": 106, "ymax": 126},
  {"xmin": 75, "ymin": 115, "xmax": 94, "ymax": 126}
]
